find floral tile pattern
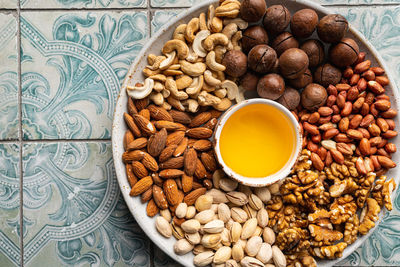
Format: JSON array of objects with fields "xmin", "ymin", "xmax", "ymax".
[
  {"xmin": 0, "ymin": 13, "xmax": 18, "ymax": 140},
  {"xmin": 21, "ymin": 11, "xmax": 148, "ymax": 140},
  {"xmin": 21, "ymin": 0, "xmax": 146, "ymax": 9},
  {"xmin": 151, "ymin": 10, "xmax": 180, "ymax": 36},
  {"xmin": 22, "ymin": 142, "xmax": 150, "ymax": 266},
  {"xmin": 0, "ymin": 143, "xmax": 20, "ymax": 267},
  {"xmin": 150, "ymin": 0, "xmax": 192, "ymax": 8}
]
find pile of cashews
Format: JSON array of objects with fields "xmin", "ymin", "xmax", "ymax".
[{"xmin": 126, "ymin": 0, "xmax": 248, "ymax": 113}]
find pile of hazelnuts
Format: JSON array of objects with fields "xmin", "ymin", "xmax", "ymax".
[{"xmin": 222, "ymin": 0, "xmax": 359, "ymax": 111}]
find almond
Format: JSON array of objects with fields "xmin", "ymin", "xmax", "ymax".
[
  {"xmin": 336, "ymin": 143, "xmax": 353, "ymax": 156},
  {"xmin": 164, "ymin": 179, "xmax": 180, "ymax": 205},
  {"xmin": 159, "ymin": 145, "xmax": 178, "ymax": 163},
  {"xmin": 142, "ymin": 152, "xmax": 159, "ymax": 172},
  {"xmin": 147, "ymin": 128, "xmax": 167, "ymax": 157},
  {"xmin": 130, "ymin": 176, "xmax": 153, "ymax": 196},
  {"xmin": 209, "ymin": 110, "xmax": 223, "ymax": 119},
  {"xmin": 126, "ymin": 164, "xmax": 138, "ymax": 187},
  {"xmin": 186, "ymin": 127, "xmax": 213, "ymax": 139},
  {"xmin": 189, "ymin": 112, "xmax": 212, "ymax": 128},
  {"xmin": 330, "ymin": 149, "xmax": 344, "ymax": 164},
  {"xmin": 385, "ymin": 143, "xmax": 397, "ymax": 153},
  {"xmin": 359, "ymin": 138, "xmax": 371, "ymax": 156},
  {"xmin": 122, "ymin": 150, "xmax": 145, "ymax": 163},
  {"xmin": 377, "ymin": 156, "xmax": 396, "ymax": 169},
  {"xmin": 169, "ymin": 110, "xmax": 192, "ymax": 124},
  {"xmin": 174, "ymin": 137, "xmax": 188, "ymax": 157},
  {"xmin": 153, "ymin": 185, "xmax": 169, "ymax": 209},
  {"xmin": 127, "ymin": 137, "xmax": 148, "ymax": 151},
  {"xmin": 134, "ymin": 97, "xmax": 149, "ymax": 111},
  {"xmin": 155, "ymin": 120, "xmax": 182, "ymax": 131},
  {"xmin": 193, "ymin": 139, "xmax": 213, "ymax": 151},
  {"xmin": 184, "ymin": 188, "xmax": 207, "ymax": 206},
  {"xmin": 182, "ymin": 174, "xmax": 193, "ymax": 193},
  {"xmin": 201, "ymin": 152, "xmax": 218, "ymax": 172},
  {"xmin": 160, "ymin": 157, "xmax": 184, "ymax": 169},
  {"xmin": 141, "ymin": 187, "xmax": 153, "ymax": 203},
  {"xmin": 146, "ymin": 199, "xmax": 159, "ymax": 217},
  {"xmin": 139, "ymin": 109, "xmax": 150, "ymax": 120},
  {"xmin": 124, "ymin": 112, "xmax": 141, "ymax": 137},
  {"xmin": 195, "ymin": 158, "xmax": 208, "ymax": 179},
  {"xmin": 159, "ymin": 169, "xmax": 185, "ymax": 179},
  {"xmin": 310, "ymin": 152, "xmax": 324, "ymax": 171},
  {"xmin": 127, "ymin": 97, "xmax": 138, "ymax": 115},
  {"xmin": 184, "ymin": 148, "xmax": 198, "ymax": 176},
  {"xmin": 133, "ymin": 114, "xmax": 156, "ymax": 135},
  {"xmin": 166, "ymin": 131, "xmax": 185, "ymax": 146},
  {"xmin": 123, "ymin": 130, "xmax": 134, "ymax": 150},
  {"xmin": 204, "ymin": 118, "xmax": 218, "ymax": 130},
  {"xmin": 148, "ymin": 104, "xmax": 173, "ymax": 121},
  {"xmin": 132, "ymin": 161, "xmax": 149, "ymax": 178}
]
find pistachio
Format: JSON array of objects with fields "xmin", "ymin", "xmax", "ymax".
[
  {"xmin": 243, "ymin": 204, "xmax": 257, "ymax": 218},
  {"xmin": 256, "ymin": 208, "xmax": 269, "ymax": 228},
  {"xmin": 267, "ymin": 182, "xmax": 281, "ymax": 195},
  {"xmin": 232, "ymin": 243, "xmax": 245, "ymax": 262},
  {"xmin": 195, "ymin": 194, "xmax": 213, "ymax": 211},
  {"xmin": 238, "ymin": 184, "xmax": 253, "ymax": 196},
  {"xmin": 262, "ymin": 227, "xmax": 276, "ymax": 245},
  {"xmin": 213, "ymin": 246, "xmax": 232, "ymax": 264},
  {"xmin": 237, "ymin": 238, "xmax": 247, "ymax": 249},
  {"xmin": 202, "ymin": 233, "xmax": 222, "ymax": 248},
  {"xmin": 175, "ymin": 202, "xmax": 188, "ymax": 218},
  {"xmin": 160, "ymin": 209, "xmax": 172, "ymax": 222},
  {"xmin": 241, "ymin": 218, "xmax": 258, "ymax": 240},
  {"xmin": 227, "ymin": 191, "xmax": 249, "ymax": 206},
  {"xmin": 231, "ymin": 207, "xmax": 248, "ymax": 223},
  {"xmin": 185, "ymin": 232, "xmax": 201, "ymax": 245},
  {"xmin": 217, "ymin": 203, "xmax": 231, "ymax": 223},
  {"xmin": 206, "ymin": 189, "xmax": 229, "ymax": 203},
  {"xmin": 181, "ymin": 219, "xmax": 201, "ymax": 233},
  {"xmin": 256, "ymin": 243, "xmax": 272, "ymax": 264},
  {"xmin": 204, "ymin": 219, "xmax": 225, "ymax": 233},
  {"xmin": 226, "ymin": 259, "xmax": 239, "ymax": 267},
  {"xmin": 219, "ymin": 177, "xmax": 238, "ymax": 192},
  {"xmin": 253, "ymin": 187, "xmax": 271, "ymax": 204},
  {"xmin": 272, "ymin": 245, "xmax": 287, "ymax": 267},
  {"xmin": 252, "ymin": 226, "xmax": 263, "ymax": 238},
  {"xmin": 174, "ymin": 239, "xmax": 194, "ymax": 255},
  {"xmin": 155, "ymin": 216, "xmax": 172, "ymax": 238},
  {"xmin": 193, "ymin": 244, "xmax": 209, "ymax": 255},
  {"xmin": 195, "ymin": 209, "xmax": 215, "ymax": 224},
  {"xmin": 225, "ymin": 218, "xmax": 234, "ymax": 231},
  {"xmin": 221, "ymin": 228, "xmax": 231, "ymax": 246},
  {"xmin": 171, "ymin": 222, "xmax": 185, "ymax": 239},
  {"xmin": 249, "ymin": 194, "xmax": 263, "ymax": 210},
  {"xmin": 241, "ymin": 256, "xmax": 265, "ymax": 267},
  {"xmin": 245, "ymin": 236, "xmax": 263, "ymax": 257},
  {"xmin": 210, "ymin": 203, "xmax": 219, "ymax": 213},
  {"xmin": 186, "ymin": 206, "xmax": 197, "ymax": 219},
  {"xmin": 193, "ymin": 251, "xmax": 215, "ymax": 266},
  {"xmin": 231, "ymin": 221, "xmax": 242, "ymax": 242}
]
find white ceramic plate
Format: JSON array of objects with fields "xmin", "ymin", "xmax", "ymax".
[{"xmin": 112, "ymin": 0, "xmax": 400, "ymax": 266}]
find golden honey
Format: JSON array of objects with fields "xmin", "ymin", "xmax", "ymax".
[{"xmin": 219, "ymin": 103, "xmax": 296, "ymax": 178}]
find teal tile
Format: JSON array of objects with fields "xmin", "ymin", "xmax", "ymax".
[
  {"xmin": 21, "ymin": 0, "xmax": 146, "ymax": 8},
  {"xmin": 151, "ymin": 10, "xmax": 181, "ymax": 36},
  {"xmin": 22, "ymin": 142, "xmax": 151, "ymax": 266},
  {"xmin": 150, "ymin": 0, "xmax": 193, "ymax": 8},
  {"xmin": 21, "ymin": 11, "xmax": 148, "ymax": 139},
  {"xmin": 0, "ymin": 0, "xmax": 18, "ymax": 8},
  {"xmin": 0, "ymin": 13, "xmax": 18, "ymax": 140},
  {"xmin": 154, "ymin": 245, "xmax": 182, "ymax": 267},
  {"xmin": 0, "ymin": 143, "xmax": 21, "ymax": 267}
]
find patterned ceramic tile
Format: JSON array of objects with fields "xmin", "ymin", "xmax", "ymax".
[
  {"xmin": 154, "ymin": 245, "xmax": 182, "ymax": 267},
  {"xmin": 0, "ymin": 143, "xmax": 20, "ymax": 267},
  {"xmin": 21, "ymin": 11, "xmax": 148, "ymax": 140},
  {"xmin": 318, "ymin": 0, "xmax": 400, "ymax": 4},
  {"xmin": 151, "ymin": 10, "xmax": 181, "ymax": 36},
  {"xmin": 0, "ymin": 13, "xmax": 18, "ymax": 140},
  {"xmin": 0, "ymin": 0, "xmax": 17, "ymax": 8},
  {"xmin": 150, "ymin": 0, "xmax": 194, "ymax": 8},
  {"xmin": 21, "ymin": 0, "xmax": 146, "ymax": 9},
  {"xmin": 22, "ymin": 142, "xmax": 150, "ymax": 266}
]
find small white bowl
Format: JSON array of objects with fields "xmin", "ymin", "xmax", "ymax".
[{"xmin": 213, "ymin": 98, "xmax": 302, "ymax": 187}]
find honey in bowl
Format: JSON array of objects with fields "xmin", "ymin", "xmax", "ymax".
[{"xmin": 219, "ymin": 103, "xmax": 296, "ymax": 178}]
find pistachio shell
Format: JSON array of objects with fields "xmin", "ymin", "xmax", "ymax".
[
  {"xmin": 241, "ymin": 218, "xmax": 258, "ymax": 240},
  {"xmin": 181, "ymin": 219, "xmax": 201, "ymax": 233},
  {"xmin": 171, "ymin": 222, "xmax": 184, "ymax": 239},
  {"xmin": 248, "ymin": 194, "xmax": 263, "ymax": 210},
  {"xmin": 201, "ymin": 233, "xmax": 222, "ymax": 248},
  {"xmin": 232, "ymin": 243, "xmax": 244, "ymax": 262},
  {"xmin": 231, "ymin": 221, "xmax": 242, "ymax": 243},
  {"xmin": 219, "ymin": 178, "xmax": 238, "ymax": 192},
  {"xmin": 256, "ymin": 208, "xmax": 269, "ymax": 228},
  {"xmin": 221, "ymin": 228, "xmax": 231, "ymax": 246},
  {"xmin": 195, "ymin": 194, "xmax": 213, "ymax": 211},
  {"xmin": 243, "ymin": 204, "xmax": 257, "ymax": 219},
  {"xmin": 272, "ymin": 245, "xmax": 287, "ymax": 267},
  {"xmin": 185, "ymin": 206, "xmax": 196, "ymax": 219},
  {"xmin": 253, "ymin": 187, "xmax": 271, "ymax": 204},
  {"xmin": 155, "ymin": 216, "xmax": 172, "ymax": 238},
  {"xmin": 174, "ymin": 239, "xmax": 194, "ymax": 255},
  {"xmin": 226, "ymin": 191, "xmax": 248, "ymax": 206},
  {"xmin": 175, "ymin": 202, "xmax": 188, "ymax": 218},
  {"xmin": 231, "ymin": 207, "xmax": 248, "ymax": 223},
  {"xmin": 256, "ymin": 243, "xmax": 272, "ymax": 264},
  {"xmin": 160, "ymin": 209, "xmax": 172, "ymax": 222},
  {"xmin": 185, "ymin": 232, "xmax": 201, "ymax": 245},
  {"xmin": 225, "ymin": 259, "xmax": 239, "ymax": 267},
  {"xmin": 262, "ymin": 227, "xmax": 276, "ymax": 245},
  {"xmin": 217, "ymin": 203, "xmax": 231, "ymax": 223},
  {"xmin": 194, "ymin": 251, "xmax": 215, "ymax": 266},
  {"xmin": 213, "ymin": 246, "xmax": 232, "ymax": 264},
  {"xmin": 240, "ymin": 256, "xmax": 264, "ymax": 267},
  {"xmin": 204, "ymin": 219, "xmax": 225, "ymax": 233},
  {"xmin": 195, "ymin": 209, "xmax": 215, "ymax": 224},
  {"xmin": 245, "ymin": 236, "xmax": 262, "ymax": 257},
  {"xmin": 206, "ymin": 189, "xmax": 228, "ymax": 203}
]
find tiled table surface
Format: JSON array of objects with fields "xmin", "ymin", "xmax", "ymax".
[{"xmin": 0, "ymin": 0, "xmax": 399, "ymax": 266}]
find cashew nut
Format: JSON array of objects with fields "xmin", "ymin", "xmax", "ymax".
[
  {"xmin": 220, "ymin": 80, "xmax": 239, "ymax": 100},
  {"xmin": 222, "ymin": 23, "xmax": 238, "ymax": 39},
  {"xmin": 193, "ymin": 30, "xmax": 210, "ymax": 58},
  {"xmin": 204, "ymin": 70, "xmax": 222, "ymax": 87},
  {"xmin": 163, "ymin": 69, "xmax": 183, "ymax": 76},
  {"xmin": 143, "ymin": 68, "xmax": 160, "ymax": 77},
  {"xmin": 216, "ymin": 70, "xmax": 225, "ymax": 81},
  {"xmin": 207, "ymin": 5, "xmax": 215, "ymax": 31},
  {"xmin": 180, "ymin": 60, "xmax": 206, "ymax": 76},
  {"xmin": 186, "ymin": 46, "xmax": 198, "ymax": 63},
  {"xmin": 159, "ymin": 51, "xmax": 176, "ymax": 70},
  {"xmin": 202, "ymin": 81, "xmax": 215, "ymax": 92},
  {"xmin": 173, "ymin": 24, "xmax": 187, "ymax": 42},
  {"xmin": 162, "ymin": 39, "xmax": 189, "ymax": 60},
  {"xmin": 146, "ymin": 55, "xmax": 166, "ymax": 70},
  {"xmin": 214, "ymin": 88, "xmax": 227, "ymax": 98},
  {"xmin": 214, "ymin": 46, "xmax": 227, "ymax": 63},
  {"xmin": 223, "ymin": 18, "xmax": 248, "ymax": 30},
  {"xmin": 167, "ymin": 64, "xmax": 181, "ymax": 70},
  {"xmin": 185, "ymin": 18, "xmax": 200, "ymax": 43},
  {"xmin": 206, "ymin": 51, "xmax": 226, "ymax": 72},
  {"xmin": 199, "ymin": 12, "xmax": 207, "ymax": 31},
  {"xmin": 147, "ymin": 54, "xmax": 157, "ymax": 65},
  {"xmin": 149, "ymin": 91, "xmax": 164, "ymax": 105},
  {"xmin": 176, "ymin": 75, "xmax": 193, "ymax": 90},
  {"xmin": 213, "ymin": 97, "xmax": 232, "ymax": 111},
  {"xmin": 162, "ymin": 101, "xmax": 172, "ymax": 110},
  {"xmin": 215, "ymin": 0, "xmax": 240, "ymax": 18},
  {"xmin": 210, "ymin": 17, "xmax": 223, "ymax": 33},
  {"xmin": 127, "ymin": 78, "xmax": 154, "ymax": 99},
  {"xmin": 153, "ymin": 81, "xmax": 164, "ymax": 92},
  {"xmin": 161, "ymin": 89, "xmax": 170, "ymax": 98},
  {"xmin": 149, "ymin": 74, "xmax": 167, "ymax": 83},
  {"xmin": 167, "ymin": 96, "xmax": 185, "ymax": 111},
  {"xmin": 203, "ymin": 33, "xmax": 229, "ymax": 51},
  {"xmin": 236, "ymin": 86, "xmax": 245, "ymax": 103},
  {"xmin": 231, "ymin": 31, "xmax": 242, "ymax": 51},
  {"xmin": 198, "ymin": 90, "xmax": 221, "ymax": 106},
  {"xmin": 186, "ymin": 75, "xmax": 204, "ymax": 96},
  {"xmin": 182, "ymin": 99, "xmax": 199, "ymax": 113},
  {"xmin": 165, "ymin": 77, "xmax": 188, "ymax": 100}
]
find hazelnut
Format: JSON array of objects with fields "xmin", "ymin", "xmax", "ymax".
[
  {"xmin": 257, "ymin": 73, "xmax": 285, "ymax": 100},
  {"xmin": 222, "ymin": 50, "xmax": 248, "ymax": 77},
  {"xmin": 248, "ymin": 44, "xmax": 277, "ymax": 74},
  {"xmin": 301, "ymin": 83, "xmax": 328, "ymax": 111},
  {"xmin": 300, "ymin": 39, "xmax": 325, "ymax": 68},
  {"xmin": 277, "ymin": 87, "xmax": 300, "ymax": 110},
  {"xmin": 329, "ymin": 38, "xmax": 359, "ymax": 67},
  {"xmin": 290, "ymin": 9, "xmax": 319, "ymax": 39},
  {"xmin": 289, "ymin": 68, "xmax": 312, "ymax": 89},
  {"xmin": 314, "ymin": 63, "xmax": 342, "ymax": 87},
  {"xmin": 240, "ymin": 0, "xmax": 266, "ymax": 23},
  {"xmin": 242, "ymin": 26, "xmax": 269, "ymax": 53},
  {"xmin": 263, "ymin": 5, "xmax": 291, "ymax": 35},
  {"xmin": 317, "ymin": 14, "xmax": 348, "ymax": 43},
  {"xmin": 271, "ymin": 32, "xmax": 299, "ymax": 56},
  {"xmin": 278, "ymin": 48, "xmax": 309, "ymax": 79},
  {"xmin": 240, "ymin": 72, "xmax": 259, "ymax": 91}
]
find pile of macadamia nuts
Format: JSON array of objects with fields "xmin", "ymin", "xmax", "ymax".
[{"xmin": 221, "ymin": 0, "xmax": 357, "ymax": 112}]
